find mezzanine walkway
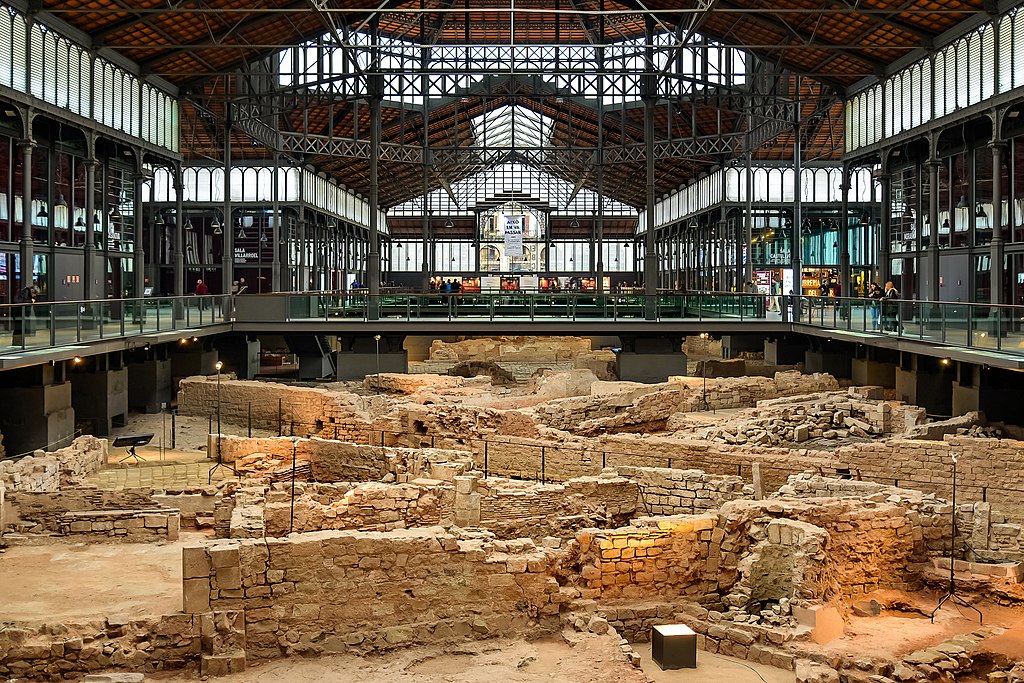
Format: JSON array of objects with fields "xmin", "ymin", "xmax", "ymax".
[{"xmin": 3, "ymin": 292, "xmax": 1024, "ymax": 369}]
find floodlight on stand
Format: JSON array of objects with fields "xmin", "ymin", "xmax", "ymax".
[{"xmin": 956, "ymin": 195, "xmax": 969, "ymax": 209}]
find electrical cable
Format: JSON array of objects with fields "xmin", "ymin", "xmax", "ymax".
[{"xmin": 702, "ymin": 651, "xmax": 772, "ymax": 683}]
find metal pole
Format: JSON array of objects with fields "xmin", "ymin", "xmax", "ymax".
[
  {"xmin": 289, "ymin": 438, "xmax": 298, "ymax": 533},
  {"xmin": 374, "ymin": 334, "xmax": 381, "ymax": 392},
  {"xmin": 278, "ymin": 398, "xmax": 283, "ymax": 436},
  {"xmin": 248, "ymin": 401, "xmax": 252, "ymax": 438},
  {"xmin": 171, "ymin": 409, "xmax": 176, "ymax": 449}
]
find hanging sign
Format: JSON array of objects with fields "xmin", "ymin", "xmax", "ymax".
[{"xmin": 504, "ymin": 215, "xmax": 524, "ymax": 257}]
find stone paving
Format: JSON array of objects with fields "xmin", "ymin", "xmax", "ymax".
[{"xmin": 87, "ymin": 460, "xmax": 230, "ymax": 490}]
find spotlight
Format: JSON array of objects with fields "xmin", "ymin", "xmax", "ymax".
[
  {"xmin": 215, "ymin": 360, "xmax": 223, "ymax": 371},
  {"xmin": 940, "ymin": 357, "xmax": 952, "ymax": 366},
  {"xmin": 72, "ymin": 355, "xmax": 83, "ymax": 364},
  {"xmin": 191, "ymin": 336, "xmax": 199, "ymax": 342},
  {"xmin": 179, "ymin": 337, "xmax": 188, "ymax": 344}
]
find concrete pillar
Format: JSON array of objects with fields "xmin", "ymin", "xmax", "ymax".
[
  {"xmin": 615, "ymin": 336, "xmax": 687, "ymax": 383},
  {"xmin": 71, "ymin": 355, "xmax": 129, "ymax": 436},
  {"xmin": 895, "ymin": 354, "xmax": 953, "ymax": 417},
  {"xmin": 851, "ymin": 358, "xmax": 896, "ymax": 388},
  {"xmin": 171, "ymin": 341, "xmax": 220, "ymax": 387},
  {"xmin": 127, "ymin": 356, "xmax": 173, "ymax": 413},
  {"xmin": 336, "ymin": 334, "xmax": 409, "ymax": 382},
  {"xmin": 763, "ymin": 336, "xmax": 809, "ymax": 365},
  {"xmin": 214, "ymin": 335, "xmax": 261, "ymax": 380},
  {"xmin": 0, "ymin": 364, "xmax": 75, "ymax": 455},
  {"xmin": 18, "ymin": 139, "xmax": 34, "ymax": 291},
  {"xmin": 804, "ymin": 345, "xmax": 853, "ymax": 378},
  {"xmin": 721, "ymin": 335, "xmax": 764, "ymax": 360}
]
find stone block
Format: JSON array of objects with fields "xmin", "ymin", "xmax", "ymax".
[
  {"xmin": 792, "ymin": 605, "xmax": 844, "ymax": 645},
  {"xmin": 201, "ymin": 653, "xmax": 247, "ymax": 677},
  {"xmin": 183, "ymin": 577, "xmax": 211, "ymax": 613},
  {"xmin": 183, "ymin": 546, "xmax": 210, "ymax": 579}
]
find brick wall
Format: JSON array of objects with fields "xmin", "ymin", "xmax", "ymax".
[{"xmin": 182, "ymin": 529, "xmax": 567, "ymax": 660}]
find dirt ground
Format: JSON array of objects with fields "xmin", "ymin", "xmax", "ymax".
[
  {"xmin": 0, "ymin": 534, "xmax": 204, "ymax": 624},
  {"xmin": 634, "ymin": 642, "xmax": 795, "ymax": 683},
  {"xmin": 110, "ymin": 412, "xmax": 279, "ymax": 453},
  {"xmin": 151, "ymin": 634, "xmax": 650, "ymax": 683},
  {"xmin": 824, "ymin": 589, "xmax": 1024, "ymax": 661}
]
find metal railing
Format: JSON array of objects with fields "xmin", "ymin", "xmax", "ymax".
[
  {"xmin": 0, "ymin": 294, "xmax": 232, "ymax": 354},
  {"xmin": 267, "ymin": 291, "xmax": 774, "ymax": 322},
  {"xmin": 794, "ymin": 295, "xmax": 1024, "ymax": 356}
]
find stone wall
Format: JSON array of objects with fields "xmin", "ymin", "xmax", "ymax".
[
  {"xmin": 182, "ymin": 528, "xmax": 567, "ymax": 660},
  {"xmin": 177, "ymin": 378, "xmax": 373, "ymax": 440},
  {"xmin": 419, "ymin": 336, "xmax": 617, "ymax": 380},
  {"xmin": 0, "ymin": 436, "xmax": 107, "ymax": 493},
  {"xmin": 0, "ymin": 613, "xmax": 204, "ymax": 680},
  {"xmin": 529, "ymin": 372, "xmax": 840, "ymax": 436},
  {"xmin": 60, "ymin": 508, "xmax": 180, "ymax": 542},
  {"xmin": 5, "ymin": 487, "xmax": 159, "ymax": 533},
  {"xmin": 213, "ymin": 435, "xmax": 472, "ymax": 484},
  {"xmin": 672, "ymin": 389, "xmax": 926, "ymax": 447},
  {"xmin": 569, "ymin": 516, "xmax": 720, "ymax": 602},
  {"xmin": 262, "ymin": 481, "xmax": 451, "ymax": 536},
  {"xmin": 615, "ymin": 466, "xmax": 751, "ymax": 515}
]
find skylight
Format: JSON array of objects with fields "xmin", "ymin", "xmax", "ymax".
[{"xmin": 470, "ymin": 106, "xmax": 553, "ymax": 149}]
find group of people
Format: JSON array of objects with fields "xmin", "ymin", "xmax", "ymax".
[
  {"xmin": 192, "ymin": 277, "xmax": 249, "ymax": 297},
  {"xmin": 866, "ymin": 281, "xmax": 901, "ymax": 331},
  {"xmin": 429, "ymin": 279, "xmax": 463, "ymax": 294}
]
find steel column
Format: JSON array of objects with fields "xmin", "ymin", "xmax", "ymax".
[{"xmin": 990, "ymin": 141, "xmax": 1005, "ymax": 305}]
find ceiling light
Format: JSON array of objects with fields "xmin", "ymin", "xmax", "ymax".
[
  {"xmin": 184, "ymin": 218, "xmax": 194, "ymax": 231},
  {"xmin": 109, "ymin": 207, "xmax": 121, "ymax": 220},
  {"xmin": 570, "ymin": 216, "xmax": 580, "ymax": 229},
  {"xmin": 72, "ymin": 355, "xmax": 83, "ymax": 364},
  {"xmin": 154, "ymin": 213, "xmax": 165, "ymax": 226},
  {"xmin": 444, "ymin": 217, "xmax": 454, "ymax": 229},
  {"xmin": 74, "ymin": 216, "xmax": 85, "ymax": 228},
  {"xmin": 956, "ymin": 195, "xmax": 969, "ymax": 209},
  {"xmin": 36, "ymin": 204, "xmax": 48, "ymax": 219},
  {"xmin": 55, "ymin": 193, "xmax": 67, "ymax": 207},
  {"xmin": 975, "ymin": 204, "xmax": 987, "ymax": 219}
]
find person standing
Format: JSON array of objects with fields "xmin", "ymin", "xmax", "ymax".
[
  {"xmin": 866, "ymin": 283, "xmax": 883, "ymax": 330},
  {"xmin": 882, "ymin": 280, "xmax": 900, "ymax": 332}
]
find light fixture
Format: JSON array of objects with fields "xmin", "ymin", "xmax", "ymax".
[
  {"xmin": 237, "ymin": 226, "xmax": 246, "ymax": 240},
  {"xmin": 569, "ymin": 256, "xmax": 574, "ymax": 263},
  {"xmin": 109, "ymin": 206, "xmax": 122, "ymax": 220},
  {"xmin": 903, "ymin": 203, "xmax": 914, "ymax": 219},
  {"xmin": 956, "ymin": 195, "xmax": 969, "ymax": 209},
  {"xmin": 940, "ymin": 357, "xmax": 952, "ymax": 367},
  {"xmin": 259, "ymin": 230, "xmax": 268, "ymax": 243},
  {"xmin": 191, "ymin": 336, "xmax": 198, "ymax": 342},
  {"xmin": 55, "ymin": 193, "xmax": 67, "ymax": 207},
  {"xmin": 444, "ymin": 217, "xmax": 454, "ymax": 228},
  {"xmin": 860, "ymin": 214, "xmax": 870, "ymax": 226},
  {"xmin": 213, "ymin": 221, "xmax": 223, "ymax": 235},
  {"xmin": 36, "ymin": 203, "xmax": 48, "ymax": 219},
  {"xmin": 623, "ymin": 242, "xmax": 631, "ymax": 249},
  {"xmin": 570, "ymin": 216, "xmax": 580, "ymax": 228},
  {"xmin": 94, "ymin": 213, "xmax": 100, "ymax": 226},
  {"xmin": 942, "ymin": 217, "xmax": 950, "ymax": 230},
  {"xmin": 215, "ymin": 360, "xmax": 223, "ymax": 371},
  {"xmin": 154, "ymin": 213, "xmax": 165, "ymax": 226},
  {"xmin": 184, "ymin": 218, "xmax": 194, "ymax": 231},
  {"xmin": 975, "ymin": 203, "xmax": 987, "ymax": 219},
  {"xmin": 72, "ymin": 355, "xmax": 83, "ymax": 364},
  {"xmin": 179, "ymin": 337, "xmax": 188, "ymax": 345},
  {"xmin": 74, "ymin": 215, "xmax": 85, "ymax": 228}
]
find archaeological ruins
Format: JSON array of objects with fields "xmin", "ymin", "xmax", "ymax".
[{"xmin": 2, "ymin": 336, "xmax": 1024, "ymax": 683}]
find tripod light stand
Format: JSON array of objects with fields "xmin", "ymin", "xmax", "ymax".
[{"xmin": 929, "ymin": 447, "xmax": 983, "ymax": 624}]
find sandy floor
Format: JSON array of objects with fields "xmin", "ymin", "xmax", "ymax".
[
  {"xmin": 0, "ymin": 533, "xmax": 204, "ymax": 624},
  {"xmin": 823, "ymin": 589, "xmax": 1024, "ymax": 661},
  {"xmin": 634, "ymin": 642, "xmax": 795, "ymax": 683},
  {"xmin": 152, "ymin": 634, "xmax": 650, "ymax": 683},
  {"xmin": 110, "ymin": 412, "xmax": 279, "ymax": 454}
]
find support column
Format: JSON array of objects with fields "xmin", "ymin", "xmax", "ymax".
[
  {"xmin": 878, "ymin": 171, "xmax": 892, "ymax": 285},
  {"xmin": 173, "ymin": 164, "xmax": 184, "ymax": 298},
  {"xmin": 990, "ymin": 141, "xmax": 1005, "ymax": 305},
  {"xmin": 83, "ymin": 157, "xmax": 99, "ymax": 300},
  {"xmin": 596, "ymin": 92, "xmax": 606, "ymax": 293},
  {"xmin": 367, "ymin": 93, "xmax": 382, "ymax": 319},
  {"xmin": 927, "ymin": 158, "xmax": 940, "ymax": 300},
  {"xmin": 642, "ymin": 16, "xmax": 657, "ymax": 319},
  {"xmin": 717, "ymin": 218, "xmax": 727, "ymax": 291},
  {"xmin": 421, "ymin": 156, "xmax": 430, "ymax": 292},
  {"xmin": 297, "ymin": 210, "xmax": 306, "ymax": 292},
  {"xmin": 272, "ymin": 152, "xmax": 283, "ymax": 292},
  {"xmin": 744, "ymin": 136, "xmax": 754, "ymax": 283},
  {"xmin": 792, "ymin": 111, "xmax": 802, "ymax": 319},
  {"xmin": 221, "ymin": 114, "xmax": 233, "ymax": 295},
  {"xmin": 19, "ymin": 139, "xmax": 34, "ymax": 290},
  {"xmin": 839, "ymin": 163, "xmax": 851, "ymax": 299},
  {"xmin": 133, "ymin": 170, "xmax": 145, "ymax": 299}
]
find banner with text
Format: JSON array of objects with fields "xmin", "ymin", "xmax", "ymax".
[{"xmin": 503, "ymin": 215, "xmax": 524, "ymax": 257}]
